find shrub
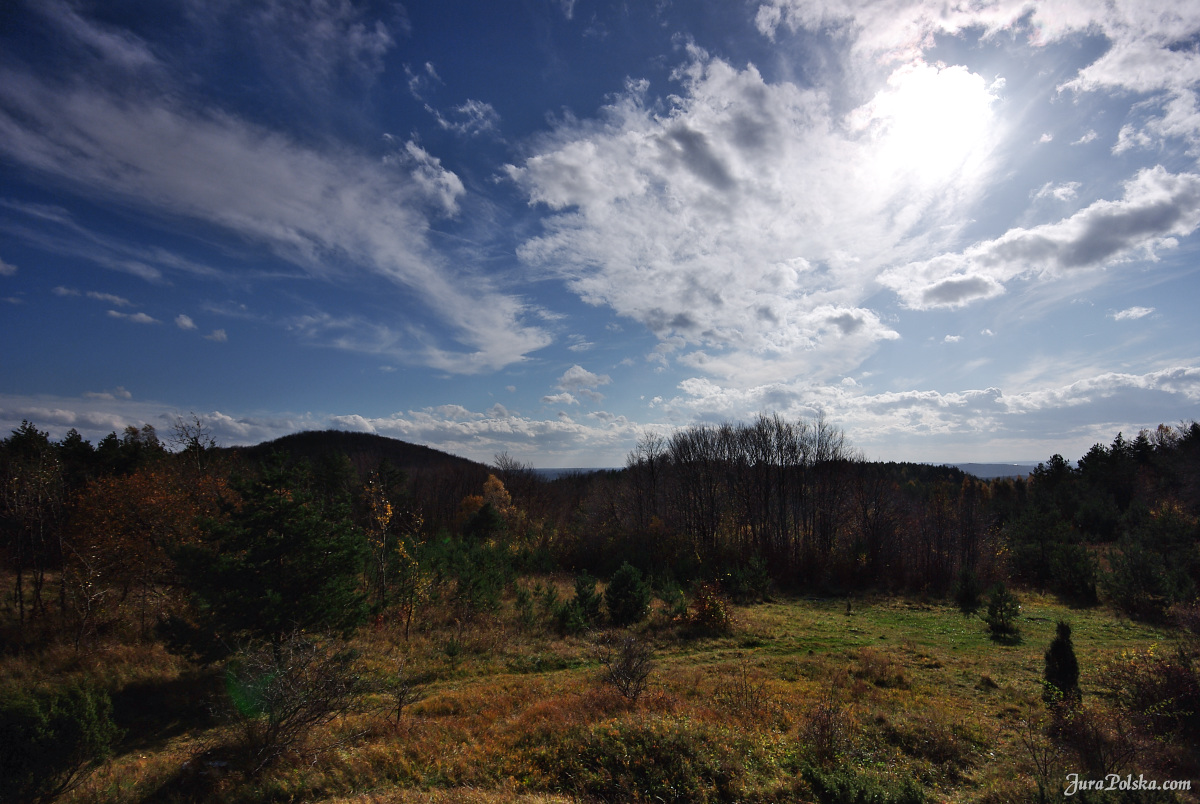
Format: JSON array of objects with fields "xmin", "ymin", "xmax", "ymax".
[
  {"xmin": 658, "ymin": 581, "xmax": 689, "ymax": 620},
  {"xmin": 554, "ymin": 599, "xmax": 588, "ymax": 635},
  {"xmin": 554, "ymin": 572, "xmax": 604, "ymax": 635},
  {"xmin": 800, "ymin": 685, "xmax": 851, "ymax": 765},
  {"xmin": 596, "ymin": 633, "xmax": 655, "ymax": 701},
  {"xmin": 723, "ymin": 553, "xmax": 772, "ymax": 603},
  {"xmin": 1052, "ymin": 704, "xmax": 1138, "ymax": 779},
  {"xmin": 573, "ymin": 572, "xmax": 603, "ymax": 625},
  {"xmin": 688, "ymin": 582, "xmax": 732, "ymax": 633},
  {"xmin": 715, "ymin": 660, "xmax": 785, "ymax": 727},
  {"xmin": 223, "ymin": 634, "xmax": 362, "ymax": 774},
  {"xmin": 982, "ymin": 583, "xmax": 1021, "ymax": 638},
  {"xmin": 0, "ymin": 684, "xmax": 122, "ymax": 803},
  {"xmin": 605, "ymin": 562, "xmax": 652, "ymax": 626},
  {"xmin": 448, "ymin": 542, "xmax": 507, "ymax": 621},
  {"xmin": 1044, "ymin": 620, "xmax": 1081, "ymax": 704},
  {"xmin": 1104, "ymin": 643, "xmax": 1200, "ymax": 738}
]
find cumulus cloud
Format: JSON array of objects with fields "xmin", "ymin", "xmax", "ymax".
[
  {"xmin": 555, "ymin": 364, "xmax": 611, "ymax": 392},
  {"xmin": 652, "ymin": 364, "xmax": 1200, "ymax": 461},
  {"xmin": 0, "ymin": 257, "xmax": 15, "ymax": 276},
  {"xmin": 510, "ymin": 48, "xmax": 989, "ymax": 383},
  {"xmin": 944, "ymin": 334, "xmax": 962, "ymax": 343},
  {"xmin": 541, "ymin": 392, "xmax": 579, "ymax": 405},
  {"xmin": 1111, "ymin": 306, "xmax": 1155, "ymax": 320},
  {"xmin": 880, "ymin": 166, "xmax": 1200, "ymax": 309},
  {"xmin": 205, "ymin": 328, "xmax": 228, "ymax": 342},
  {"xmin": 175, "ymin": 314, "xmax": 197, "ymax": 330}
]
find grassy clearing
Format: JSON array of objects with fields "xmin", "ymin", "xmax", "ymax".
[{"xmin": 6, "ymin": 578, "xmax": 1195, "ymax": 804}]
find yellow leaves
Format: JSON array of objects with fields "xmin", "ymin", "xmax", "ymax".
[
  {"xmin": 456, "ymin": 494, "xmax": 485, "ymax": 529},
  {"xmin": 483, "ymin": 474, "xmax": 514, "ymax": 516}
]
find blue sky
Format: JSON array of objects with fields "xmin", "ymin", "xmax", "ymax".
[{"xmin": 1, "ymin": 0, "xmax": 1199, "ymax": 468}]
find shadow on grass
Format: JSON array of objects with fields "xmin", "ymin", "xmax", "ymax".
[
  {"xmin": 110, "ymin": 669, "xmax": 223, "ymax": 751},
  {"xmin": 988, "ymin": 630, "xmax": 1023, "ymax": 646}
]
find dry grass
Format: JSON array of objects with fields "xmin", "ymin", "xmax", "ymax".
[{"xmin": 3, "ymin": 576, "xmax": 1194, "ymax": 804}]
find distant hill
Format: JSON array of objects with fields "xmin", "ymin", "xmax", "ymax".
[
  {"xmin": 950, "ymin": 462, "xmax": 1039, "ymax": 480},
  {"xmin": 233, "ymin": 429, "xmax": 490, "ymax": 479}
]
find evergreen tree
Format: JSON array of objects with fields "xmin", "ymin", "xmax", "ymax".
[
  {"xmin": 173, "ymin": 456, "xmax": 367, "ymax": 650},
  {"xmin": 573, "ymin": 571, "xmax": 603, "ymax": 624},
  {"xmin": 1043, "ymin": 620, "xmax": 1081, "ymax": 704},
  {"xmin": 605, "ymin": 562, "xmax": 651, "ymax": 626},
  {"xmin": 983, "ymin": 582, "xmax": 1021, "ymax": 638}
]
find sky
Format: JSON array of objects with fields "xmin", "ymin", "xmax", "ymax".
[{"xmin": 1, "ymin": 0, "xmax": 1199, "ymax": 468}]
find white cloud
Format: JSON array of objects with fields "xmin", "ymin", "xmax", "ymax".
[
  {"xmin": 650, "ymin": 364, "xmax": 1200, "ymax": 460},
  {"xmin": 541, "ymin": 392, "xmax": 579, "ymax": 406},
  {"xmin": 175, "ymin": 314, "xmax": 197, "ymax": 330},
  {"xmin": 755, "ymin": 1, "xmax": 1200, "ymax": 161},
  {"xmin": 53, "ymin": 286, "xmax": 79, "ymax": 296},
  {"xmin": 0, "ymin": 257, "xmax": 15, "ymax": 276},
  {"xmin": 429, "ymin": 99, "xmax": 501, "ymax": 137},
  {"xmin": 1039, "ymin": 133, "xmax": 1053, "ymax": 143},
  {"xmin": 205, "ymin": 328, "xmax": 228, "ymax": 342},
  {"xmin": 0, "ymin": 58, "xmax": 547, "ymax": 373},
  {"xmin": 1111, "ymin": 306, "xmax": 1155, "ymax": 320},
  {"xmin": 1033, "ymin": 181, "xmax": 1081, "ymax": 202},
  {"xmin": 84, "ymin": 386, "xmax": 132, "ymax": 401},
  {"xmin": 880, "ymin": 166, "xmax": 1200, "ymax": 309},
  {"xmin": 511, "ymin": 48, "xmax": 989, "ymax": 384},
  {"xmin": 1073, "ymin": 130, "xmax": 1098, "ymax": 145},
  {"xmin": 555, "ymin": 364, "xmax": 611, "ymax": 392},
  {"xmin": 944, "ymin": 334, "xmax": 962, "ymax": 343},
  {"xmin": 107, "ymin": 310, "xmax": 160, "ymax": 324},
  {"xmin": 87, "ymin": 290, "xmax": 132, "ymax": 306}
]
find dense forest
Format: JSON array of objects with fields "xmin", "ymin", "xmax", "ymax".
[{"xmin": 2, "ymin": 415, "xmax": 1199, "ymax": 803}]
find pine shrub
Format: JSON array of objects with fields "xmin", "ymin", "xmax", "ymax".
[
  {"xmin": 1044, "ymin": 620, "xmax": 1081, "ymax": 704},
  {"xmin": 0, "ymin": 684, "xmax": 122, "ymax": 803},
  {"xmin": 605, "ymin": 562, "xmax": 651, "ymax": 626},
  {"xmin": 982, "ymin": 583, "xmax": 1021, "ymax": 638}
]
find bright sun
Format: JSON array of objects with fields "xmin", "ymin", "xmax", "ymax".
[{"xmin": 852, "ymin": 59, "xmax": 999, "ymax": 187}]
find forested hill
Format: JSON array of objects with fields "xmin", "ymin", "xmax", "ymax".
[{"xmin": 231, "ymin": 429, "xmax": 490, "ymax": 480}]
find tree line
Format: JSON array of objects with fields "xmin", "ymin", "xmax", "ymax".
[{"xmin": 2, "ymin": 415, "xmax": 1199, "ymax": 655}]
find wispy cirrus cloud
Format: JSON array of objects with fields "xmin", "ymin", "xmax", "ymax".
[
  {"xmin": 1111, "ymin": 306, "xmax": 1155, "ymax": 320},
  {"xmin": 0, "ymin": 44, "xmax": 548, "ymax": 372}
]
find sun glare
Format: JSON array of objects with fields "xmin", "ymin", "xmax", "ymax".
[{"xmin": 852, "ymin": 59, "xmax": 999, "ymax": 187}]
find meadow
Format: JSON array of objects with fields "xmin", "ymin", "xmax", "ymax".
[{"xmin": 8, "ymin": 575, "xmax": 1193, "ymax": 804}]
